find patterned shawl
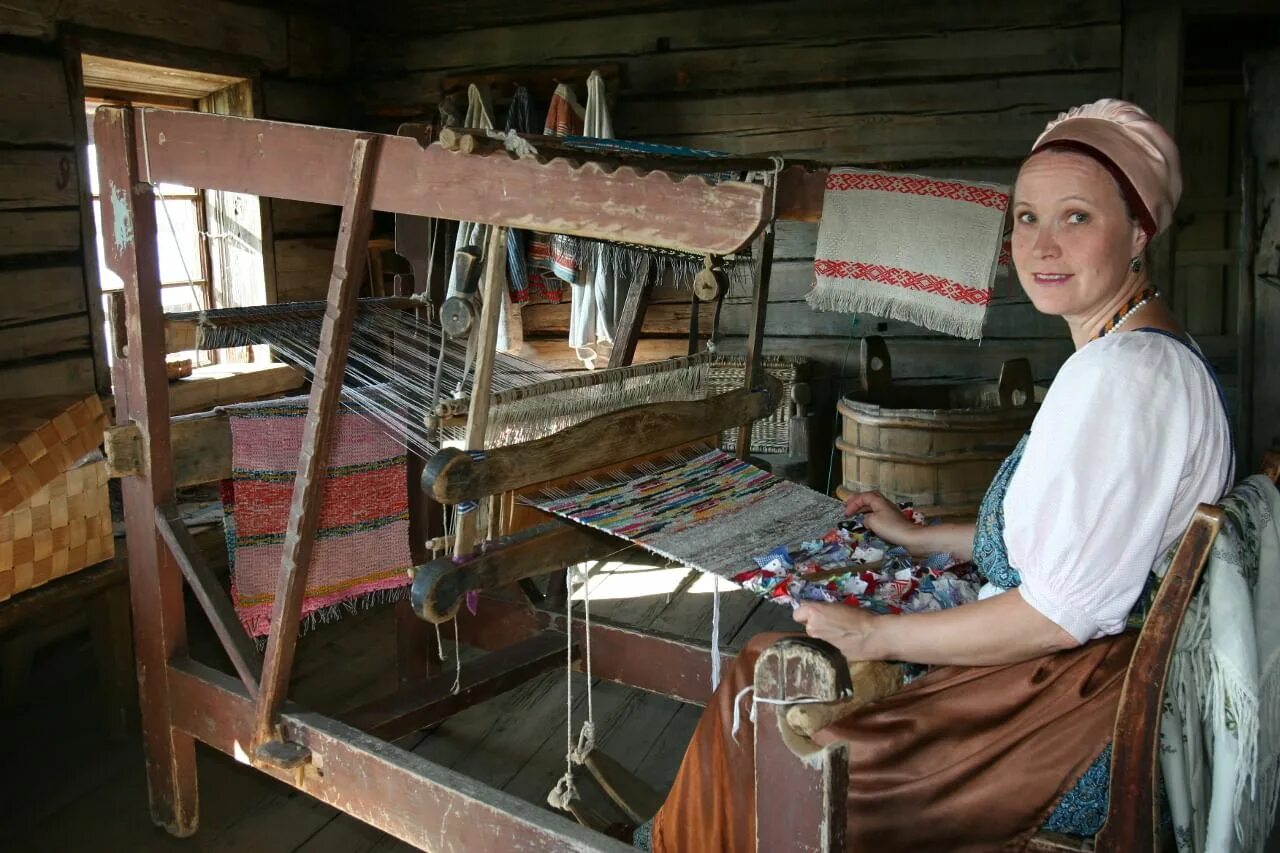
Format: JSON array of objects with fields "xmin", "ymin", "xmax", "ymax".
[{"xmin": 1161, "ymin": 475, "xmax": 1280, "ymax": 852}]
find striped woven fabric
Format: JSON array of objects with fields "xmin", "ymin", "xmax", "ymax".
[
  {"xmin": 808, "ymin": 168, "xmax": 1010, "ymax": 340},
  {"xmin": 220, "ymin": 395, "xmax": 412, "ymax": 637},
  {"xmin": 526, "ymin": 448, "xmax": 846, "ymax": 582}
]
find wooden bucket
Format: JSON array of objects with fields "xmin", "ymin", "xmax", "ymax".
[{"xmin": 836, "ymin": 337, "xmax": 1037, "ymax": 520}]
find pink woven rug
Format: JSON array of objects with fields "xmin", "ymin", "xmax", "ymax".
[
  {"xmin": 220, "ymin": 396, "xmax": 413, "ymax": 638},
  {"xmin": 808, "ymin": 169, "xmax": 1010, "ymax": 339}
]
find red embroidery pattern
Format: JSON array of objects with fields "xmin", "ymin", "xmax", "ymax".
[
  {"xmin": 814, "ymin": 260, "xmax": 993, "ymax": 306},
  {"xmin": 826, "ymin": 171, "xmax": 1009, "ymax": 211}
]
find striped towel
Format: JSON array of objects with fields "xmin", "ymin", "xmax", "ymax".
[
  {"xmin": 220, "ymin": 395, "xmax": 412, "ymax": 638},
  {"xmin": 808, "ymin": 169, "xmax": 1010, "ymax": 340}
]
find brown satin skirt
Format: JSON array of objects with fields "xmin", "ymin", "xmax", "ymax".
[{"xmin": 650, "ymin": 630, "xmax": 1138, "ymax": 853}]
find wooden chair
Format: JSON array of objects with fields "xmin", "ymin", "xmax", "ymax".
[{"xmin": 753, "ymin": 451, "xmax": 1280, "ymax": 853}]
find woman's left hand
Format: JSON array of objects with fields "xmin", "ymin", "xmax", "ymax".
[{"xmin": 793, "ymin": 603, "xmax": 882, "ymax": 662}]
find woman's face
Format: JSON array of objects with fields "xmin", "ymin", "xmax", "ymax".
[{"xmin": 1011, "ymin": 150, "xmax": 1146, "ymax": 322}]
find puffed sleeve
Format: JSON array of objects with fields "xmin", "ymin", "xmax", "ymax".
[{"xmin": 1002, "ymin": 335, "xmax": 1195, "ymax": 643}]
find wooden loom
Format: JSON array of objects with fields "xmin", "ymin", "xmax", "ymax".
[{"xmin": 98, "ymin": 104, "xmax": 833, "ymax": 850}]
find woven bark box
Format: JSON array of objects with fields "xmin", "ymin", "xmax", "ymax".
[
  {"xmin": 0, "ymin": 394, "xmax": 108, "ymax": 515},
  {"xmin": 0, "ymin": 457, "xmax": 114, "ymax": 601}
]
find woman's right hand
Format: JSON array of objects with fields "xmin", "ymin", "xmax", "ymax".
[{"xmin": 843, "ymin": 490, "xmax": 921, "ymax": 547}]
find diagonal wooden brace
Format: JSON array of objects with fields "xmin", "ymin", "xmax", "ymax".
[{"xmin": 252, "ymin": 134, "xmax": 382, "ymax": 763}]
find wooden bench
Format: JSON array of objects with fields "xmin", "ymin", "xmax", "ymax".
[{"xmin": 751, "ymin": 451, "xmax": 1280, "ymax": 852}]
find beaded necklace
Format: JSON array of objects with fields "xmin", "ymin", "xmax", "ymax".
[{"xmin": 1094, "ymin": 286, "xmax": 1158, "ymax": 340}]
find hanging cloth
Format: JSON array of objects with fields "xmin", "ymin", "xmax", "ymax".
[
  {"xmin": 446, "ymin": 85, "xmax": 520, "ymax": 354},
  {"xmin": 566, "ymin": 71, "xmax": 623, "ymax": 368},
  {"xmin": 503, "ymin": 87, "xmax": 538, "ymax": 304},
  {"xmin": 525, "ymin": 85, "xmax": 584, "ymax": 304}
]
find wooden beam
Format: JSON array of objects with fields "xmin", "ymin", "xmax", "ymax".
[
  {"xmin": 608, "ymin": 268, "xmax": 656, "ymax": 368},
  {"xmin": 167, "ymin": 659, "xmax": 630, "ymax": 851},
  {"xmin": 253, "ymin": 135, "xmax": 381, "ymax": 755},
  {"xmin": 735, "ymin": 187, "xmax": 778, "ymax": 456},
  {"xmin": 410, "ymin": 520, "xmax": 619, "ymax": 623},
  {"xmin": 422, "ymin": 376, "xmax": 782, "ymax": 504},
  {"xmin": 453, "ymin": 594, "xmax": 730, "ymax": 707},
  {"xmin": 155, "ymin": 503, "xmax": 262, "ymax": 701},
  {"xmin": 133, "ymin": 109, "xmax": 769, "ymax": 256},
  {"xmin": 95, "ymin": 104, "xmax": 198, "ymax": 836},
  {"xmin": 454, "ymin": 226, "xmax": 508, "ymax": 559},
  {"xmin": 105, "ymin": 411, "xmax": 230, "ymax": 486},
  {"xmin": 343, "ymin": 632, "xmax": 571, "ymax": 740}
]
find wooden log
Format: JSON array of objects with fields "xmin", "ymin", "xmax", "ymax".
[
  {"xmin": 0, "ymin": 315, "xmax": 91, "ymax": 363},
  {"xmin": 95, "ymin": 104, "xmax": 198, "ymax": 836},
  {"xmin": 616, "ymin": 72, "xmax": 1120, "ymax": 162},
  {"xmin": 422, "ymin": 375, "xmax": 782, "ymax": 504},
  {"xmin": 0, "ymin": 210, "xmax": 82, "ymax": 256},
  {"xmin": 167, "ymin": 363, "xmax": 305, "ymax": 415},
  {"xmin": 262, "ymin": 78, "xmax": 357, "ymax": 127},
  {"xmin": 367, "ymin": 0, "xmax": 1120, "ymax": 74},
  {"xmin": 286, "ymin": 13, "xmax": 351, "ymax": 80},
  {"xmin": 379, "ymin": 23, "xmax": 1119, "ymax": 105},
  {"xmin": 719, "ymin": 298, "xmax": 1064, "ymax": 340},
  {"xmin": 133, "ymin": 109, "xmax": 769, "ymax": 256},
  {"xmin": 0, "ymin": 352, "xmax": 96, "ymax": 399},
  {"xmin": 0, "ymin": 267, "xmax": 89, "ymax": 327},
  {"xmin": 0, "ymin": 150, "xmax": 80, "ymax": 209},
  {"xmin": 274, "ymin": 236, "xmax": 338, "ymax": 303},
  {"xmin": 0, "ymin": 51, "xmax": 75, "ymax": 146},
  {"xmin": 1, "ymin": 0, "xmax": 288, "ymax": 70},
  {"xmin": 253, "ymin": 134, "xmax": 381, "ymax": 755},
  {"xmin": 518, "ymin": 337, "xmax": 697, "ymax": 371},
  {"xmin": 522, "ymin": 300, "xmax": 714, "ymax": 336}
]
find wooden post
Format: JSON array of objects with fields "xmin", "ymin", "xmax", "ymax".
[
  {"xmin": 94, "ymin": 105, "xmax": 199, "ymax": 836},
  {"xmin": 736, "ymin": 174, "xmax": 778, "ymax": 458},
  {"xmin": 252, "ymin": 135, "xmax": 382, "ymax": 760},
  {"xmin": 452, "ymin": 225, "xmax": 509, "ymax": 559},
  {"xmin": 753, "ymin": 637, "xmax": 851, "ymax": 853},
  {"xmin": 607, "ymin": 265, "xmax": 655, "ymax": 369}
]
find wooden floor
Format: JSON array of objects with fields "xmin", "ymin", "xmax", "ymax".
[{"xmin": 2, "ymin": 550, "xmax": 798, "ymax": 852}]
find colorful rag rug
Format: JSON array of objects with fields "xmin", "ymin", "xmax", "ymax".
[
  {"xmin": 220, "ymin": 396, "xmax": 413, "ymax": 638},
  {"xmin": 524, "ymin": 448, "xmax": 980, "ymax": 616},
  {"xmin": 808, "ymin": 168, "xmax": 1010, "ymax": 340}
]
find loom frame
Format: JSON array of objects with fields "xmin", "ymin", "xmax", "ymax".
[{"xmin": 98, "ymin": 103, "xmax": 806, "ymax": 850}]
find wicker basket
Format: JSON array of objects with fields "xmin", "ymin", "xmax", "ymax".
[
  {"xmin": 0, "ymin": 457, "xmax": 114, "ymax": 601},
  {"xmin": 710, "ymin": 355, "xmax": 808, "ymax": 454},
  {"xmin": 0, "ymin": 394, "xmax": 107, "ymax": 515}
]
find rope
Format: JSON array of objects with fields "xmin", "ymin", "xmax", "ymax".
[
  {"xmin": 729, "ymin": 685, "xmax": 853, "ymax": 741},
  {"xmin": 547, "ymin": 563, "xmax": 582, "ymax": 811},
  {"xmin": 711, "ymin": 574, "xmax": 722, "ymax": 690},
  {"xmin": 450, "ymin": 616, "xmax": 461, "ymax": 695}
]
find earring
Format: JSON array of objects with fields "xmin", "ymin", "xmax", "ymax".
[{"xmin": 1130, "ymin": 256, "xmax": 1143, "ymax": 273}]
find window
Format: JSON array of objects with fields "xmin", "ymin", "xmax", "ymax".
[
  {"xmin": 85, "ymin": 97, "xmax": 213, "ymax": 366},
  {"xmin": 80, "ymin": 55, "xmax": 268, "ymax": 380}
]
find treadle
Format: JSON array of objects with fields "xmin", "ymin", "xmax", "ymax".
[
  {"xmin": 254, "ymin": 739, "xmax": 312, "ymax": 770},
  {"xmin": 556, "ymin": 768, "xmax": 637, "ymax": 841},
  {"xmin": 582, "ymin": 747, "xmax": 664, "ymax": 824}
]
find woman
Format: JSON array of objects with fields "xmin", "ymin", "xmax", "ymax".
[{"xmin": 643, "ymin": 100, "xmax": 1234, "ymax": 851}]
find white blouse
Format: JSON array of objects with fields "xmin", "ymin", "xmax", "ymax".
[{"xmin": 999, "ymin": 330, "xmax": 1233, "ymax": 644}]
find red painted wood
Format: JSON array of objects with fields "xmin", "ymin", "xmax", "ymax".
[{"xmin": 94, "ymin": 105, "xmax": 198, "ymax": 836}]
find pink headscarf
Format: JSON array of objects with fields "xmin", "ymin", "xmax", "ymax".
[{"xmin": 1030, "ymin": 99, "xmax": 1182, "ymax": 238}]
